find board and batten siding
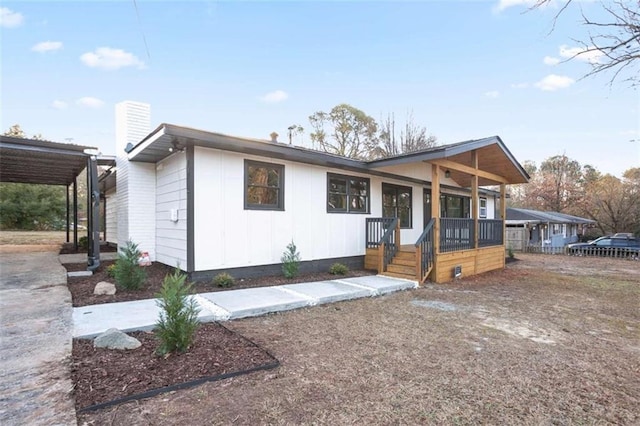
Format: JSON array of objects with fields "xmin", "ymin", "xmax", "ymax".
[
  {"xmin": 192, "ymin": 147, "xmax": 431, "ymax": 271},
  {"xmin": 155, "ymin": 152, "xmax": 188, "ymax": 269},
  {"xmin": 105, "ymin": 188, "xmax": 118, "ymax": 244}
]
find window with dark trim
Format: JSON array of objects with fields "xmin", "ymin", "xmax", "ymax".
[
  {"xmin": 382, "ymin": 183, "xmax": 412, "ymax": 228},
  {"xmin": 244, "ymin": 160, "xmax": 284, "ymax": 210},
  {"xmin": 327, "ymin": 173, "xmax": 370, "ymax": 213}
]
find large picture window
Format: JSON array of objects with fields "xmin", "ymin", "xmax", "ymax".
[
  {"xmin": 382, "ymin": 183, "xmax": 412, "ymax": 228},
  {"xmin": 244, "ymin": 160, "xmax": 284, "ymax": 210},
  {"xmin": 327, "ymin": 173, "xmax": 370, "ymax": 213}
]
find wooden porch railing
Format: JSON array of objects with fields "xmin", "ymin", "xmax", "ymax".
[
  {"xmin": 440, "ymin": 218, "xmax": 474, "ymax": 252},
  {"xmin": 440, "ymin": 218, "xmax": 504, "ymax": 252},
  {"xmin": 478, "ymin": 219, "xmax": 503, "ymax": 247},
  {"xmin": 365, "ymin": 217, "xmax": 400, "ymax": 272}
]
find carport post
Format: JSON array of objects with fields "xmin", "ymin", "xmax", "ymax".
[
  {"xmin": 86, "ymin": 155, "xmax": 100, "ymax": 271},
  {"xmin": 73, "ymin": 178, "xmax": 78, "ymax": 251},
  {"xmin": 66, "ymin": 184, "xmax": 70, "ymax": 243}
]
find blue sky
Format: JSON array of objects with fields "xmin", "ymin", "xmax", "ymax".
[{"xmin": 2, "ymin": 1, "xmax": 638, "ymax": 177}]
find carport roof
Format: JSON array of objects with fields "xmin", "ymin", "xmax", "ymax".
[{"xmin": 0, "ymin": 135, "xmax": 95, "ymax": 186}]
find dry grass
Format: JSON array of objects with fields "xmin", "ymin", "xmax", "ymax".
[
  {"xmin": 0, "ymin": 231, "xmax": 67, "ymax": 245},
  {"xmin": 79, "ymin": 254, "xmax": 640, "ymax": 425}
]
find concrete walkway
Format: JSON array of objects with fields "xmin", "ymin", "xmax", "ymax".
[
  {"xmin": 0, "ymin": 250, "xmax": 77, "ymax": 426},
  {"xmin": 74, "ymin": 275, "xmax": 418, "ymax": 338}
]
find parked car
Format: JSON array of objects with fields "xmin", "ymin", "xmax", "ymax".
[{"xmin": 567, "ymin": 236, "xmax": 640, "ymax": 259}]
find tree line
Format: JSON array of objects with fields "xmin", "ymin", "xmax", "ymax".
[{"xmin": 509, "ymin": 154, "xmax": 640, "ymax": 236}]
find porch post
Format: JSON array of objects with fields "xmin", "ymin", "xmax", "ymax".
[
  {"xmin": 431, "ymin": 164, "xmax": 440, "ymax": 255},
  {"xmin": 471, "ymin": 150, "xmax": 479, "ymax": 249}
]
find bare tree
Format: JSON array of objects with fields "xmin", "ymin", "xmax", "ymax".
[
  {"xmin": 535, "ymin": 0, "xmax": 640, "ymax": 85},
  {"xmin": 373, "ymin": 111, "xmax": 437, "ymax": 159}
]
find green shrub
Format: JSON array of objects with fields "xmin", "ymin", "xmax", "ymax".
[
  {"xmin": 106, "ymin": 263, "xmax": 116, "ymax": 279},
  {"xmin": 113, "ymin": 240, "xmax": 146, "ymax": 290},
  {"xmin": 281, "ymin": 240, "xmax": 301, "ymax": 278},
  {"xmin": 155, "ymin": 269, "xmax": 200, "ymax": 356},
  {"xmin": 78, "ymin": 236, "xmax": 88, "ymax": 250},
  {"xmin": 507, "ymin": 246, "xmax": 515, "ymax": 259},
  {"xmin": 212, "ymin": 272, "xmax": 234, "ymax": 288},
  {"xmin": 329, "ymin": 263, "xmax": 349, "ymax": 275}
]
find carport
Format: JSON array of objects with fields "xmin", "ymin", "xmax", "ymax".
[{"xmin": 0, "ymin": 135, "xmax": 105, "ymax": 270}]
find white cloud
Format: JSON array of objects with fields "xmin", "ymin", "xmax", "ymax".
[
  {"xmin": 259, "ymin": 90, "xmax": 288, "ymax": 103},
  {"xmin": 80, "ymin": 47, "xmax": 145, "ymax": 70},
  {"xmin": 511, "ymin": 82, "xmax": 529, "ymax": 89},
  {"xmin": 559, "ymin": 44, "xmax": 603, "ymax": 64},
  {"xmin": 534, "ymin": 74, "xmax": 575, "ymax": 91},
  {"xmin": 51, "ymin": 100, "xmax": 68, "ymax": 110},
  {"xmin": 543, "ymin": 56, "xmax": 560, "ymax": 66},
  {"xmin": 493, "ymin": 0, "xmax": 537, "ymax": 13},
  {"xmin": 484, "ymin": 90, "xmax": 500, "ymax": 99},
  {"xmin": 32, "ymin": 41, "xmax": 63, "ymax": 53},
  {"xmin": 0, "ymin": 7, "xmax": 24, "ymax": 28},
  {"xmin": 76, "ymin": 97, "xmax": 104, "ymax": 109}
]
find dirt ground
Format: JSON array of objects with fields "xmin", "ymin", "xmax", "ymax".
[{"xmin": 78, "ymin": 253, "xmax": 640, "ymax": 425}]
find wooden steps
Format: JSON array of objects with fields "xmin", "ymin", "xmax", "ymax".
[{"xmin": 381, "ymin": 248, "xmax": 418, "ymax": 281}]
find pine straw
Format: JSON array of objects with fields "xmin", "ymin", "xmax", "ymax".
[{"xmin": 78, "ymin": 254, "xmax": 640, "ymax": 425}]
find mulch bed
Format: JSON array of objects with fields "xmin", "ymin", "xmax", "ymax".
[
  {"xmin": 67, "ymin": 260, "xmax": 374, "ymax": 414},
  {"xmin": 72, "ymin": 322, "xmax": 277, "ymax": 411},
  {"xmin": 66, "ymin": 261, "xmax": 375, "ymax": 307}
]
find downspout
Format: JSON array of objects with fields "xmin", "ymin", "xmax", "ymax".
[{"xmin": 87, "ymin": 155, "xmax": 101, "ymax": 271}]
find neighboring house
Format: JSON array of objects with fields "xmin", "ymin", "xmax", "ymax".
[
  {"xmin": 506, "ymin": 207, "xmax": 595, "ymax": 250},
  {"xmin": 108, "ymin": 101, "xmax": 529, "ymax": 283}
]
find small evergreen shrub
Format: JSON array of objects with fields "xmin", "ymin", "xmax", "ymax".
[
  {"xmin": 106, "ymin": 263, "xmax": 116, "ymax": 279},
  {"xmin": 212, "ymin": 272, "xmax": 235, "ymax": 288},
  {"xmin": 78, "ymin": 236, "xmax": 88, "ymax": 250},
  {"xmin": 155, "ymin": 269, "xmax": 200, "ymax": 355},
  {"xmin": 329, "ymin": 263, "xmax": 349, "ymax": 275},
  {"xmin": 281, "ymin": 240, "xmax": 301, "ymax": 278},
  {"xmin": 507, "ymin": 246, "xmax": 515, "ymax": 259},
  {"xmin": 113, "ymin": 240, "xmax": 146, "ymax": 290}
]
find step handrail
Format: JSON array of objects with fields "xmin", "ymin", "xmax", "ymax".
[
  {"xmin": 415, "ymin": 218, "xmax": 436, "ymax": 282},
  {"xmin": 379, "ymin": 217, "xmax": 400, "ymax": 272}
]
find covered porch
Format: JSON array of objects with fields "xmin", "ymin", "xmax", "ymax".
[{"xmin": 364, "ymin": 136, "xmax": 529, "ymax": 284}]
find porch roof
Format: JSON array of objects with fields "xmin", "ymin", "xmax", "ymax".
[{"xmin": 367, "ymin": 136, "xmax": 530, "ymax": 186}]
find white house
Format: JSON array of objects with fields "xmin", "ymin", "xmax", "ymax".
[{"xmin": 109, "ymin": 101, "xmax": 529, "ymax": 283}]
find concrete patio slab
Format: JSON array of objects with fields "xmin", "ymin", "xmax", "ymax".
[
  {"xmin": 282, "ymin": 280, "xmax": 373, "ymax": 304},
  {"xmin": 199, "ymin": 287, "xmax": 311, "ymax": 319},
  {"xmin": 337, "ymin": 275, "xmax": 418, "ymax": 294}
]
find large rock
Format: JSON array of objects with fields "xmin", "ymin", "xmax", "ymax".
[
  {"xmin": 93, "ymin": 328, "xmax": 141, "ymax": 350},
  {"xmin": 94, "ymin": 281, "xmax": 116, "ymax": 295}
]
